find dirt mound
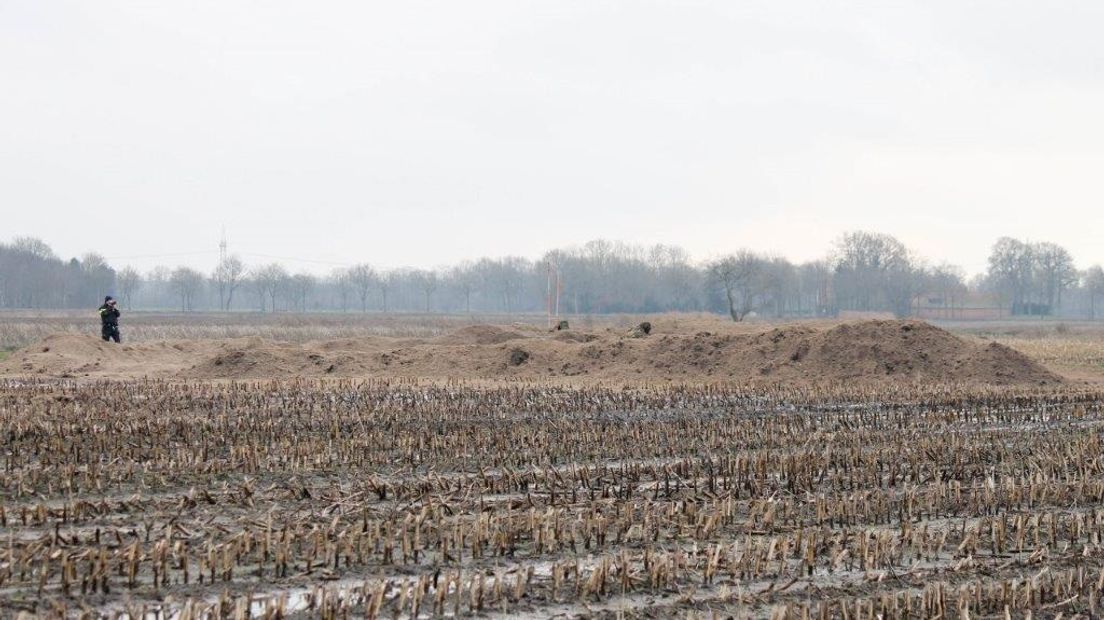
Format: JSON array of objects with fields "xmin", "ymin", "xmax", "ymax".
[
  {"xmin": 3, "ymin": 334, "xmax": 204, "ymax": 378},
  {"xmin": 736, "ymin": 320, "xmax": 1062, "ymax": 385},
  {"xmin": 552, "ymin": 331, "xmax": 598, "ymax": 343},
  {"xmin": 1, "ymin": 320, "xmax": 1064, "ymax": 386},
  {"xmin": 527, "ymin": 320, "xmax": 1060, "ymax": 385},
  {"xmin": 435, "ymin": 325, "xmax": 528, "ymax": 345},
  {"xmin": 197, "ymin": 342, "xmax": 298, "ymax": 379}
]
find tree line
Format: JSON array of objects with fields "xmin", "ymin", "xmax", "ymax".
[{"xmin": 2, "ymin": 233, "xmax": 1102, "ymax": 320}]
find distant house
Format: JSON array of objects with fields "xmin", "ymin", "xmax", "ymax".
[{"xmin": 912, "ymin": 290, "xmax": 1010, "ymax": 321}]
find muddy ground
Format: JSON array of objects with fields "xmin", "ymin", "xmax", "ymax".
[{"xmin": 1, "ymin": 381, "xmax": 1103, "ymax": 617}]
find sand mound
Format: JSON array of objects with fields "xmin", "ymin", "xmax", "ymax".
[
  {"xmin": 553, "ymin": 331, "xmax": 599, "ymax": 343},
  {"xmin": 1, "ymin": 320, "xmax": 1064, "ymax": 386},
  {"xmin": 435, "ymin": 325, "xmax": 528, "ymax": 345},
  {"xmin": 2, "ymin": 334, "xmax": 205, "ymax": 378},
  {"xmin": 634, "ymin": 320, "xmax": 1061, "ymax": 385}
]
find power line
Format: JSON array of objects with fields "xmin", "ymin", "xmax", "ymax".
[
  {"xmin": 104, "ymin": 250, "xmax": 216, "ymax": 260},
  {"xmin": 105, "ymin": 248, "xmax": 355, "ymax": 269},
  {"xmin": 239, "ymin": 252, "xmax": 354, "ymax": 267}
]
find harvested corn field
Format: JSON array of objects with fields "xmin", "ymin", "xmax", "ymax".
[{"xmin": 3, "ymin": 379, "xmax": 1104, "ymax": 618}]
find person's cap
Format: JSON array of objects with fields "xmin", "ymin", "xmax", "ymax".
[{"xmin": 104, "ymin": 295, "xmax": 114, "ymax": 302}]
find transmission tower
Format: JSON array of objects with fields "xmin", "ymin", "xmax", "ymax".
[{"xmin": 219, "ymin": 228, "xmax": 228, "ymax": 265}]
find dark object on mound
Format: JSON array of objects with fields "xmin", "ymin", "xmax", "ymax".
[
  {"xmin": 554, "ymin": 320, "xmax": 570, "ymax": 331},
  {"xmin": 628, "ymin": 322, "xmax": 652, "ymax": 338},
  {"xmin": 509, "ymin": 348, "xmax": 530, "ymax": 366}
]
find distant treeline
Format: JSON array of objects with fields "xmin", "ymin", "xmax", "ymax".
[{"xmin": 2, "ymin": 233, "xmax": 1103, "ymax": 320}]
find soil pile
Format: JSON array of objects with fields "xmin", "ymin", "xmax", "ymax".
[
  {"xmin": 435, "ymin": 325, "xmax": 529, "ymax": 345},
  {"xmin": 2, "ymin": 334, "xmax": 198, "ymax": 379},
  {"xmin": 1, "ymin": 320, "xmax": 1064, "ymax": 386},
  {"xmin": 633, "ymin": 320, "xmax": 1061, "ymax": 385}
]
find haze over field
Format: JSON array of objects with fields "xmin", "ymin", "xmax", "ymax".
[{"xmin": 3, "ymin": 1, "xmax": 1104, "ymax": 274}]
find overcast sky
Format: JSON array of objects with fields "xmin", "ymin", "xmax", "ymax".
[{"xmin": 3, "ymin": 1, "xmax": 1103, "ymax": 276}]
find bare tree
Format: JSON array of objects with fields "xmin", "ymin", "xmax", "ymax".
[
  {"xmin": 252, "ymin": 263, "xmax": 289, "ymax": 312},
  {"xmin": 145, "ymin": 266, "xmax": 172, "ymax": 309},
  {"xmin": 77, "ymin": 252, "xmax": 116, "ymax": 306},
  {"xmin": 289, "ymin": 273, "xmax": 317, "ymax": 312},
  {"xmin": 348, "ymin": 264, "xmax": 376, "ymax": 312},
  {"xmin": 330, "ymin": 268, "xmax": 353, "ymax": 312},
  {"xmin": 1085, "ymin": 265, "xmax": 1104, "ymax": 321},
  {"xmin": 449, "ymin": 262, "xmax": 479, "ymax": 314},
  {"xmin": 797, "ymin": 260, "xmax": 833, "ymax": 316},
  {"xmin": 651, "ymin": 245, "xmax": 700, "ymax": 311},
  {"xmin": 117, "ymin": 266, "xmax": 142, "ymax": 310},
  {"xmin": 248, "ymin": 276, "xmax": 266, "ymax": 312},
  {"xmin": 1034, "ymin": 241, "xmax": 1077, "ymax": 313},
  {"xmin": 0, "ymin": 240, "xmax": 52, "ymax": 307},
  {"xmin": 378, "ymin": 270, "xmax": 395, "ymax": 313},
  {"xmin": 759, "ymin": 256, "xmax": 796, "ymax": 317},
  {"xmin": 412, "ymin": 269, "xmax": 438, "ymax": 312},
  {"xmin": 12, "ymin": 237, "xmax": 56, "ymax": 260},
  {"xmin": 80, "ymin": 252, "xmax": 109, "ymax": 272},
  {"xmin": 213, "ymin": 255, "xmax": 246, "ymax": 311},
  {"xmin": 489, "ymin": 257, "xmax": 529, "ymax": 314},
  {"xmin": 987, "ymin": 237, "xmax": 1036, "ymax": 315},
  {"xmin": 988, "ymin": 238, "xmax": 1077, "ymax": 316},
  {"xmin": 832, "ymin": 231, "xmax": 920, "ymax": 316},
  {"xmin": 708, "ymin": 251, "xmax": 767, "ymax": 322},
  {"xmin": 169, "ymin": 267, "xmax": 205, "ymax": 312}
]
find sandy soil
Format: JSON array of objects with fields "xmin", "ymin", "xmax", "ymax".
[{"xmin": 0, "ymin": 318, "xmax": 1065, "ymax": 386}]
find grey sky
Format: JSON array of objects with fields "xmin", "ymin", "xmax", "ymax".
[{"xmin": 3, "ymin": 1, "xmax": 1102, "ymax": 276}]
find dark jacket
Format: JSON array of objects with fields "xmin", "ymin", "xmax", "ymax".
[{"xmin": 98, "ymin": 304, "xmax": 121, "ymax": 327}]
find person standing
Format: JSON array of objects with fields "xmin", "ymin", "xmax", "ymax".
[{"xmin": 98, "ymin": 296, "xmax": 121, "ymax": 343}]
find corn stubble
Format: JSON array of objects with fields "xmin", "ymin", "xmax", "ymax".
[{"xmin": 1, "ymin": 379, "xmax": 1104, "ymax": 618}]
